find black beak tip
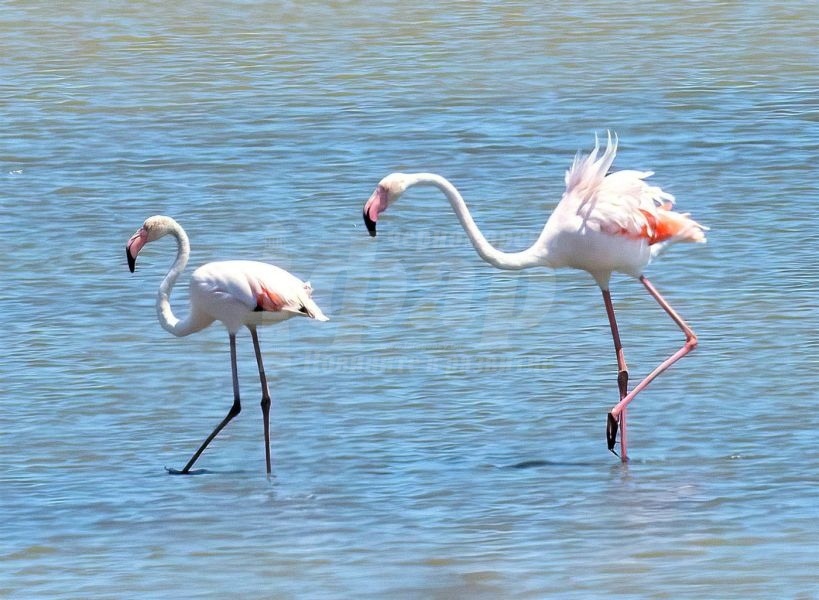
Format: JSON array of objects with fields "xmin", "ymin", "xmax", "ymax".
[
  {"xmin": 362, "ymin": 209, "xmax": 377, "ymax": 237},
  {"xmin": 127, "ymin": 249, "xmax": 136, "ymax": 273}
]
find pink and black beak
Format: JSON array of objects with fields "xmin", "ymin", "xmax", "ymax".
[
  {"xmin": 362, "ymin": 184, "xmax": 388, "ymax": 237},
  {"xmin": 126, "ymin": 227, "xmax": 147, "ymax": 273},
  {"xmin": 363, "ymin": 205, "xmax": 378, "ymax": 237}
]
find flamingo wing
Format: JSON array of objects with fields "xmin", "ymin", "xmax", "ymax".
[
  {"xmin": 191, "ymin": 261, "xmax": 328, "ymax": 325},
  {"xmin": 558, "ymin": 134, "xmax": 707, "ymax": 247},
  {"xmin": 601, "ymin": 171, "xmax": 708, "ymax": 247}
]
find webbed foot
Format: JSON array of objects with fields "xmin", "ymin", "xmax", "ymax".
[{"xmin": 606, "ymin": 413, "xmax": 619, "ymax": 456}]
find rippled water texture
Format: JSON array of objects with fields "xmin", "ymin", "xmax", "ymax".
[{"xmin": 2, "ymin": 1, "xmax": 819, "ymax": 597}]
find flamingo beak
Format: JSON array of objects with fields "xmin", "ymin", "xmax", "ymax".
[
  {"xmin": 127, "ymin": 247, "xmax": 137, "ymax": 273},
  {"xmin": 362, "ymin": 185, "xmax": 388, "ymax": 237},
  {"xmin": 363, "ymin": 206, "xmax": 377, "ymax": 237},
  {"xmin": 126, "ymin": 228, "xmax": 147, "ymax": 273}
]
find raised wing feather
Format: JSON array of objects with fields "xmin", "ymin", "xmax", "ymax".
[{"xmin": 560, "ymin": 133, "xmax": 706, "ymax": 246}]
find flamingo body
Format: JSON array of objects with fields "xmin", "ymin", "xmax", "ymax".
[
  {"xmin": 126, "ymin": 215, "xmax": 327, "ymax": 474},
  {"xmin": 541, "ymin": 159, "xmax": 704, "ymax": 287},
  {"xmin": 362, "ymin": 133, "xmax": 706, "ymax": 461},
  {"xmin": 189, "ymin": 260, "xmax": 324, "ymax": 333}
]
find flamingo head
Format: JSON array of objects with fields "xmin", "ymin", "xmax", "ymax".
[
  {"xmin": 362, "ymin": 173, "xmax": 411, "ymax": 237},
  {"xmin": 126, "ymin": 215, "xmax": 173, "ymax": 272}
]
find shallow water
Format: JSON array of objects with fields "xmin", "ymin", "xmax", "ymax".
[{"xmin": 2, "ymin": 1, "xmax": 819, "ymax": 598}]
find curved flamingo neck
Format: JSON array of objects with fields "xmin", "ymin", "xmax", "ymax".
[
  {"xmin": 155, "ymin": 220, "xmax": 203, "ymax": 337},
  {"xmin": 404, "ymin": 173, "xmax": 551, "ymax": 271}
]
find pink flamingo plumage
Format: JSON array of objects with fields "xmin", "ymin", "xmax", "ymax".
[
  {"xmin": 362, "ymin": 134, "xmax": 706, "ymax": 462},
  {"xmin": 126, "ymin": 215, "xmax": 328, "ymax": 474}
]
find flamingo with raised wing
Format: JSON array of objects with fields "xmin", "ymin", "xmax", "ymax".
[
  {"xmin": 126, "ymin": 215, "xmax": 328, "ymax": 474},
  {"xmin": 362, "ymin": 133, "xmax": 706, "ymax": 462}
]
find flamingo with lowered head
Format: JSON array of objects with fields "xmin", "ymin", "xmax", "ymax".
[
  {"xmin": 362, "ymin": 133, "xmax": 706, "ymax": 462},
  {"xmin": 126, "ymin": 215, "xmax": 328, "ymax": 474}
]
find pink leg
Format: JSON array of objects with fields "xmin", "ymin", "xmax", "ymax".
[
  {"xmin": 608, "ymin": 276, "xmax": 698, "ymax": 435},
  {"xmin": 602, "ymin": 289, "xmax": 629, "ymax": 462}
]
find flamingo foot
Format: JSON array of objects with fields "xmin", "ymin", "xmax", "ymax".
[{"xmin": 606, "ymin": 413, "xmax": 619, "ymax": 455}]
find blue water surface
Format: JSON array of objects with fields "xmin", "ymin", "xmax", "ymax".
[{"xmin": 2, "ymin": 2, "xmax": 818, "ymax": 598}]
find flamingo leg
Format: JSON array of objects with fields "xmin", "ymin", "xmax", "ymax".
[
  {"xmin": 168, "ymin": 333, "xmax": 242, "ymax": 475},
  {"xmin": 602, "ymin": 289, "xmax": 629, "ymax": 462},
  {"xmin": 249, "ymin": 326, "xmax": 273, "ymax": 475},
  {"xmin": 607, "ymin": 275, "xmax": 698, "ymax": 437}
]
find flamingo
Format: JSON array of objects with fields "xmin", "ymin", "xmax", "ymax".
[
  {"xmin": 362, "ymin": 133, "xmax": 706, "ymax": 462},
  {"xmin": 126, "ymin": 215, "xmax": 328, "ymax": 474}
]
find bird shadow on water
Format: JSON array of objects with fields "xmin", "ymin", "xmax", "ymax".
[
  {"xmin": 500, "ymin": 458, "xmax": 603, "ymax": 470},
  {"xmin": 494, "ymin": 444, "xmax": 669, "ymax": 469},
  {"xmin": 162, "ymin": 466, "xmax": 268, "ymax": 477},
  {"xmin": 165, "ymin": 467, "xmax": 210, "ymax": 475}
]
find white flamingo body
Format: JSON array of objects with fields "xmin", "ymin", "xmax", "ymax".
[
  {"xmin": 188, "ymin": 260, "xmax": 323, "ymax": 333},
  {"xmin": 126, "ymin": 215, "xmax": 327, "ymax": 474},
  {"xmin": 363, "ymin": 134, "xmax": 706, "ymax": 462},
  {"xmin": 540, "ymin": 218, "xmax": 650, "ymax": 283}
]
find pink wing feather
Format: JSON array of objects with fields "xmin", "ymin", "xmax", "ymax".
[{"xmin": 561, "ymin": 133, "xmax": 707, "ymax": 246}]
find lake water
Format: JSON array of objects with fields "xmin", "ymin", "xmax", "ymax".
[{"xmin": 2, "ymin": 1, "xmax": 819, "ymax": 598}]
